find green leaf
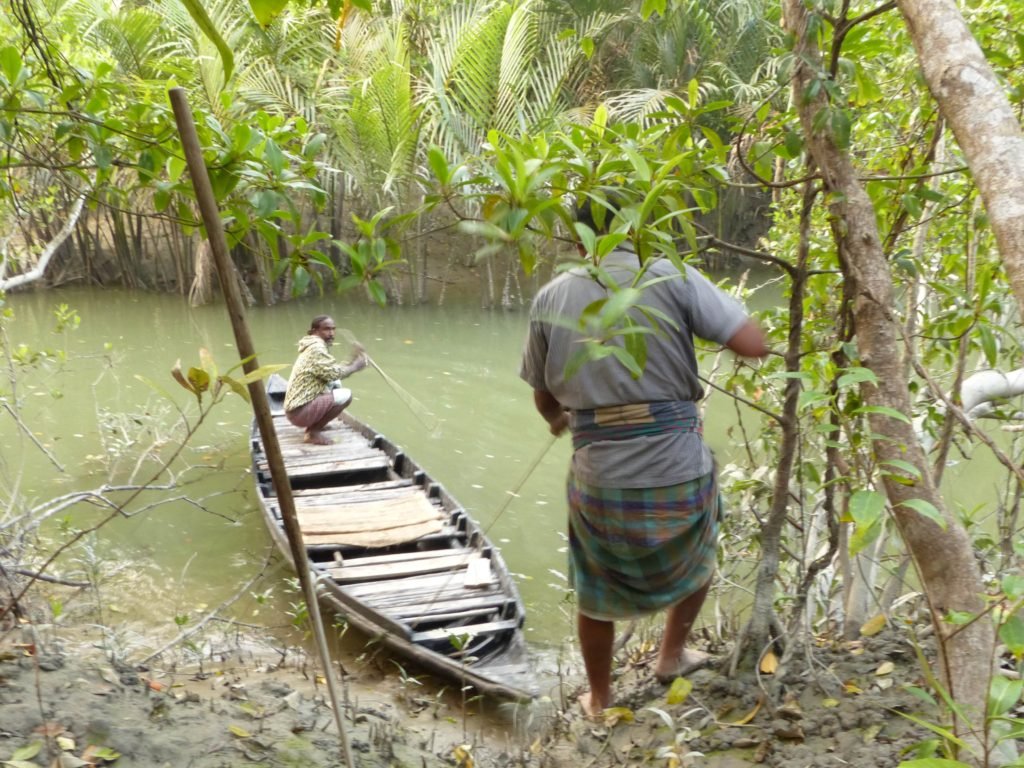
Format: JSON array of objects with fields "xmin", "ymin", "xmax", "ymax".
[
  {"xmin": 798, "ymin": 390, "xmax": 830, "ymax": 412},
  {"xmin": 249, "ymin": 0, "xmax": 288, "ymax": 26},
  {"xmin": 187, "ymin": 366, "xmax": 211, "ymax": 393},
  {"xmin": 264, "ymin": 139, "xmax": 286, "ymax": 177},
  {"xmin": 367, "ymin": 280, "xmax": 387, "ymax": 306},
  {"xmin": 945, "ymin": 610, "xmax": 974, "ymax": 625},
  {"xmin": 427, "ymin": 147, "xmax": 450, "ymax": 186},
  {"xmin": 608, "ymin": 346, "xmax": 643, "ymax": 379},
  {"xmin": 11, "ymin": 742, "xmax": 43, "ymax": 761},
  {"xmin": 837, "ymin": 367, "xmax": 878, "ymax": 388},
  {"xmin": 827, "ymin": 109, "xmax": 851, "ymax": 149},
  {"xmin": 880, "ymin": 459, "xmax": 921, "ymax": 479},
  {"xmin": 236, "ymin": 364, "xmax": 290, "ymax": 385},
  {"xmin": 988, "ymin": 677, "xmax": 1023, "ymax": 718},
  {"xmin": 783, "ymin": 130, "xmax": 803, "ymax": 159},
  {"xmin": 0, "ymin": 45, "xmax": 23, "ymax": 85},
  {"xmin": 896, "ymin": 498, "xmax": 945, "ymax": 528},
  {"xmin": 978, "ymin": 325, "xmax": 998, "ymax": 368},
  {"xmin": 856, "ymin": 405, "xmax": 912, "ymax": 425},
  {"xmin": 639, "ymin": 0, "xmax": 666, "ymax": 18},
  {"xmin": 218, "ymin": 376, "xmax": 250, "ymax": 402},
  {"xmin": 897, "ymin": 760, "xmax": 972, "ymax": 767},
  {"xmin": 177, "ymin": 0, "xmax": 235, "ymax": 82},
  {"xmin": 998, "ymin": 614, "xmax": 1024, "ymax": 657},
  {"xmin": 849, "ymin": 490, "xmax": 885, "ymax": 527},
  {"xmin": 902, "ymin": 192, "xmax": 923, "ymax": 219}
]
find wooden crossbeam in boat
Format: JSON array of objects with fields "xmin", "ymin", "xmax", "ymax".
[
  {"xmin": 293, "ymin": 485, "xmax": 432, "ymax": 506},
  {"xmin": 259, "ymin": 455, "xmax": 391, "ymax": 479},
  {"xmin": 305, "ymin": 521, "xmax": 461, "ymax": 553},
  {"xmin": 410, "ymin": 618, "xmax": 520, "ymax": 644},
  {"xmin": 291, "ymin": 479, "xmax": 413, "ymax": 497},
  {"xmin": 344, "ymin": 571, "xmax": 501, "ymax": 609},
  {"xmin": 302, "ymin": 519, "xmax": 441, "ymax": 548},
  {"xmin": 325, "ymin": 552, "xmax": 476, "ymax": 583},
  {"xmin": 386, "ymin": 594, "xmax": 515, "ymax": 622},
  {"xmin": 297, "ymin": 492, "xmax": 443, "ymax": 533},
  {"xmin": 406, "ymin": 606, "xmax": 500, "ymax": 626},
  {"xmin": 333, "ymin": 547, "xmax": 474, "ymax": 568}
]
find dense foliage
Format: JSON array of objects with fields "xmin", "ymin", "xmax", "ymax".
[{"xmin": 3, "ymin": 0, "xmax": 1024, "ymax": 764}]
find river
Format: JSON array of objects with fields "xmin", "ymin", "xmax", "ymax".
[
  {"xmin": 4, "ymin": 288, "xmax": 609, "ymax": 659},
  {"xmin": 3, "ymin": 282, "xmax": 1002, "ymax": 681}
]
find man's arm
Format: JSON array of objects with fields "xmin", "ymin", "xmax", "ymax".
[
  {"xmin": 534, "ymin": 389, "xmax": 569, "ymax": 436},
  {"xmin": 725, "ymin": 319, "xmax": 769, "ymax": 359}
]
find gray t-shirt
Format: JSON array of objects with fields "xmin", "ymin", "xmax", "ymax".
[{"xmin": 520, "ymin": 248, "xmax": 750, "ymax": 488}]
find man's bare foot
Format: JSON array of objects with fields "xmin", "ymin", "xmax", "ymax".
[
  {"xmin": 654, "ymin": 649, "xmax": 712, "ymax": 684},
  {"xmin": 577, "ymin": 691, "xmax": 608, "ymax": 720},
  {"xmin": 304, "ymin": 431, "xmax": 332, "ymax": 445}
]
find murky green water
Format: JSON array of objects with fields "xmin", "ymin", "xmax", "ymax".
[
  {"xmin": 4, "ymin": 283, "xmax": 1002, "ymax": 666},
  {"xmin": 4, "ymin": 288, "xmax": 589, "ymax": 655}
]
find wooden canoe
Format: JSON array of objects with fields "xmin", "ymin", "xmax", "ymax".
[{"xmin": 250, "ymin": 375, "xmax": 535, "ymax": 700}]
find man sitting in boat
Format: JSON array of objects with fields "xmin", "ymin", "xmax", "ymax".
[{"xmin": 283, "ymin": 315, "xmax": 368, "ymax": 445}]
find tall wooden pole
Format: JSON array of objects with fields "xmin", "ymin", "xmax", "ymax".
[{"xmin": 168, "ymin": 87, "xmax": 355, "ymax": 768}]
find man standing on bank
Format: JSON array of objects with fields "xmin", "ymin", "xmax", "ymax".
[
  {"xmin": 519, "ymin": 201, "xmax": 769, "ymax": 718},
  {"xmin": 284, "ymin": 315, "xmax": 368, "ymax": 445}
]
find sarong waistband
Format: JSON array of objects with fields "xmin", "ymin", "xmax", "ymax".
[{"xmin": 570, "ymin": 401, "xmax": 701, "ymax": 451}]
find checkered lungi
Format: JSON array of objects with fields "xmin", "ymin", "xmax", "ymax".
[
  {"xmin": 567, "ymin": 470, "xmax": 720, "ymax": 621},
  {"xmin": 285, "ymin": 392, "xmax": 336, "ymax": 429}
]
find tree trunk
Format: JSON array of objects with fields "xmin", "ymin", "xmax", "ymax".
[
  {"xmin": 783, "ymin": 0, "xmax": 995, "ymax": 761},
  {"xmin": 732, "ymin": 185, "xmax": 809, "ymax": 676},
  {"xmin": 898, "ymin": 0, "xmax": 1024, "ymax": 321}
]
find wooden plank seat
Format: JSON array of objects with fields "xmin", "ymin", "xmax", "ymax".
[
  {"xmin": 410, "ymin": 618, "xmax": 521, "ymax": 644},
  {"xmin": 261, "ymin": 456, "xmax": 391, "ymax": 480},
  {"xmin": 292, "ymin": 485, "xmax": 432, "ymax": 506},
  {"xmin": 386, "ymin": 594, "xmax": 517, "ymax": 623},
  {"xmin": 406, "ymin": 606, "xmax": 503, "ymax": 627},
  {"xmin": 325, "ymin": 551, "xmax": 478, "ymax": 583},
  {"xmin": 327, "ymin": 546, "xmax": 474, "ymax": 567},
  {"xmin": 294, "ymin": 488, "xmax": 445, "ymax": 547},
  {"xmin": 291, "ymin": 479, "xmax": 414, "ymax": 497},
  {"xmin": 343, "ymin": 570, "xmax": 502, "ymax": 608},
  {"xmin": 305, "ymin": 521, "xmax": 462, "ymax": 554}
]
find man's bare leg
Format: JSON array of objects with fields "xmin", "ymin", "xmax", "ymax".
[
  {"xmin": 304, "ymin": 403, "xmax": 344, "ymax": 445},
  {"xmin": 653, "ymin": 580, "xmax": 712, "ymax": 683},
  {"xmin": 577, "ymin": 613, "xmax": 614, "ymax": 717}
]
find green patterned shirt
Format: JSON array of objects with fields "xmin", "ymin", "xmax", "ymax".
[{"xmin": 283, "ymin": 335, "xmax": 349, "ymax": 413}]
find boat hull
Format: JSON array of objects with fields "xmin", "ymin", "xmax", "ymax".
[{"xmin": 250, "ymin": 377, "xmax": 535, "ymax": 700}]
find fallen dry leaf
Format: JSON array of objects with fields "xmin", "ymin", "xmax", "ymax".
[
  {"xmin": 666, "ymin": 677, "xmax": 693, "ymax": 705},
  {"xmin": 33, "ymin": 721, "xmax": 66, "ymax": 737},
  {"xmin": 875, "ymin": 661, "xmax": 895, "ymax": 676},
  {"xmin": 453, "ymin": 744, "xmax": 473, "ymax": 768},
  {"xmin": 860, "ymin": 614, "xmax": 886, "ymax": 637},
  {"xmin": 602, "ymin": 706, "xmax": 635, "ymax": 726},
  {"xmin": 759, "ymin": 650, "xmax": 779, "ymax": 674},
  {"xmin": 726, "ymin": 694, "xmax": 764, "ymax": 726},
  {"xmin": 56, "ymin": 735, "xmax": 76, "ymax": 751}
]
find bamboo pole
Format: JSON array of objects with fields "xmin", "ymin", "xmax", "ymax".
[{"xmin": 168, "ymin": 87, "xmax": 355, "ymax": 768}]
